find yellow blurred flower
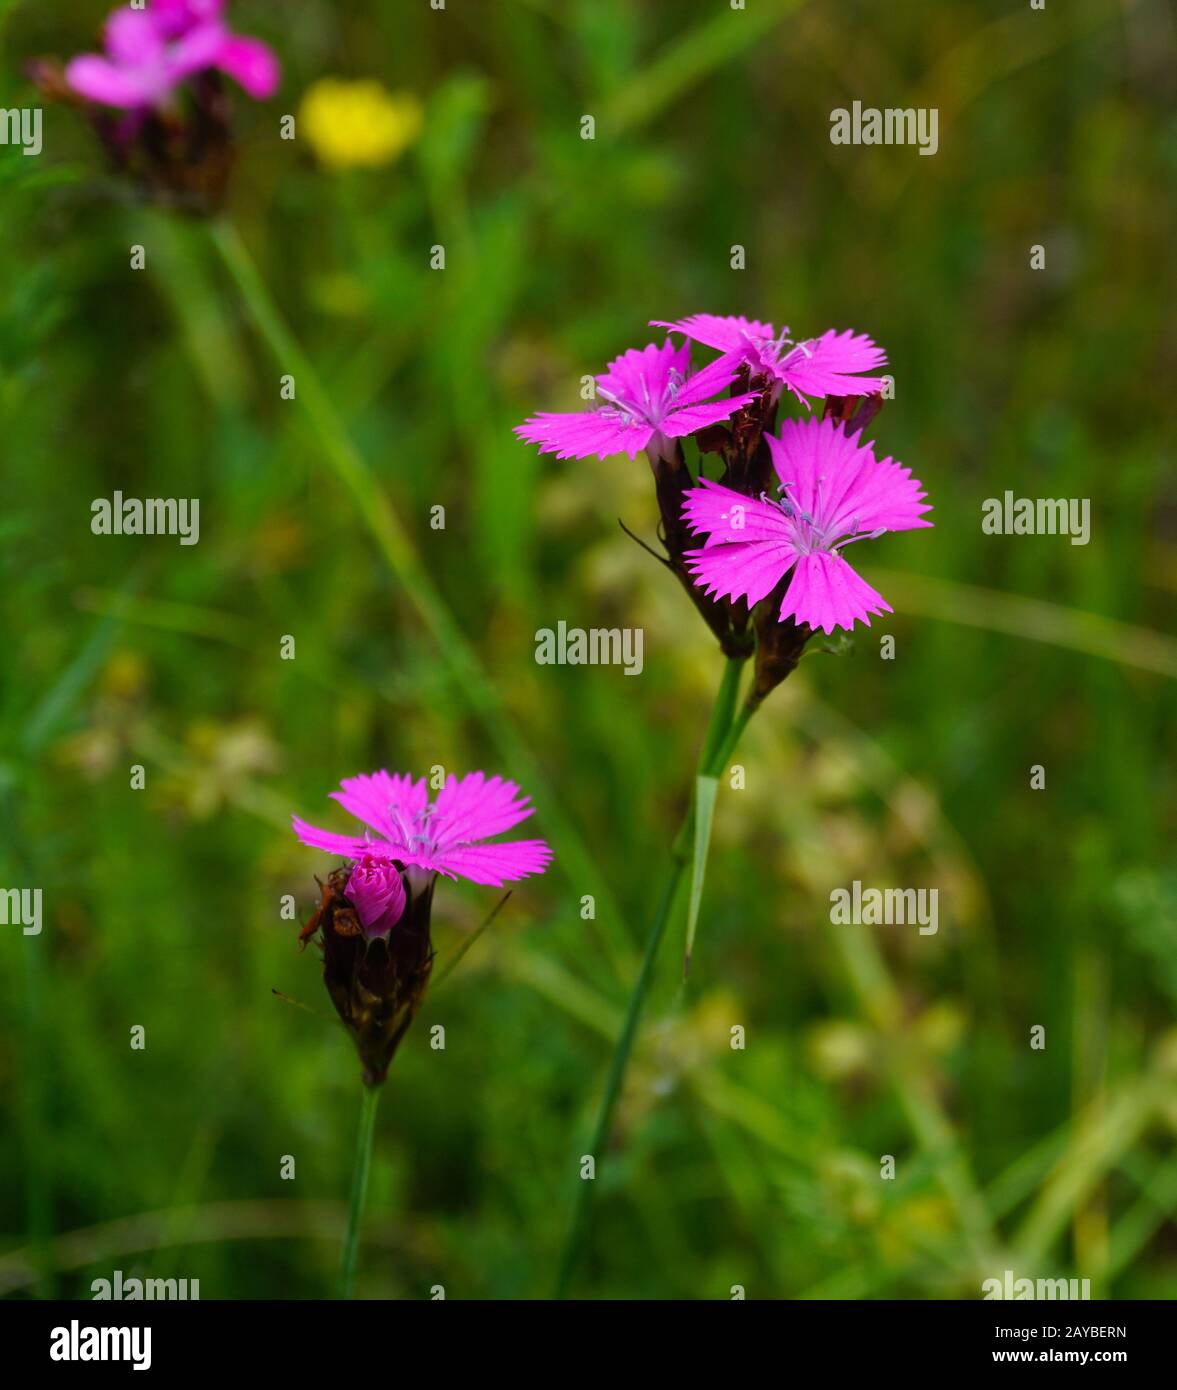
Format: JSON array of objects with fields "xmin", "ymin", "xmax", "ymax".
[
  {"xmin": 299, "ymin": 78, "xmax": 423, "ymax": 170},
  {"xmin": 164, "ymin": 718, "xmax": 281, "ymax": 820},
  {"xmin": 806, "ymin": 1019, "xmax": 876, "ymax": 1082},
  {"xmin": 101, "ymin": 648, "xmax": 149, "ymax": 699}
]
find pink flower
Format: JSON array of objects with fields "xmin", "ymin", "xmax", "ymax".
[
  {"xmin": 344, "ymin": 853, "xmax": 407, "ymax": 939},
  {"xmin": 293, "ymin": 770, "xmax": 553, "ymax": 888},
  {"xmin": 514, "ymin": 340, "xmax": 758, "ymax": 463},
  {"xmin": 653, "ymin": 314, "xmax": 889, "ymax": 404},
  {"xmin": 681, "ymin": 416, "xmax": 932, "ymax": 634},
  {"xmin": 151, "ymin": 0, "xmax": 227, "ymax": 36},
  {"xmin": 65, "ymin": 1, "xmax": 279, "ymax": 110}
]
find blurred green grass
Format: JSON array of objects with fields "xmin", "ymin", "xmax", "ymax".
[{"xmin": 1, "ymin": 0, "xmax": 1176, "ymax": 1298}]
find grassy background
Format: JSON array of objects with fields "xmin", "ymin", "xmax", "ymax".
[{"xmin": 2, "ymin": 0, "xmax": 1176, "ymax": 1299}]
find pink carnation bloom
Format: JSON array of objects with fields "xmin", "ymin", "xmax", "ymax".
[
  {"xmin": 682, "ymin": 416, "xmax": 932, "ymax": 634},
  {"xmin": 65, "ymin": 1, "xmax": 279, "ymax": 110},
  {"xmin": 653, "ymin": 314, "xmax": 889, "ymax": 404},
  {"xmin": 343, "ymin": 853, "xmax": 407, "ymax": 939},
  {"xmin": 514, "ymin": 340, "xmax": 758, "ymax": 463},
  {"xmin": 293, "ymin": 770, "xmax": 553, "ymax": 889}
]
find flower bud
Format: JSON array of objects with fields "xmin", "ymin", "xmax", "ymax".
[
  {"xmin": 750, "ymin": 585, "xmax": 812, "ymax": 707},
  {"xmin": 301, "ymin": 866, "xmax": 433, "ymax": 1087},
  {"xmin": 345, "ymin": 854, "xmax": 406, "ymax": 939}
]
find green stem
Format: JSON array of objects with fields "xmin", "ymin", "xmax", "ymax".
[
  {"xmin": 21, "ymin": 928, "xmax": 53, "ymax": 1297},
  {"xmin": 338, "ymin": 1083, "xmax": 381, "ymax": 1299},
  {"xmin": 204, "ymin": 217, "xmax": 635, "ymax": 982},
  {"xmin": 711, "ymin": 698, "xmax": 756, "ymax": 780},
  {"xmin": 698, "ymin": 650, "xmax": 745, "ymax": 773},
  {"xmin": 554, "ymin": 655, "xmax": 750, "ymax": 1297}
]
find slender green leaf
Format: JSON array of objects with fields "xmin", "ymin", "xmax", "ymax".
[{"xmin": 685, "ymin": 773, "xmax": 720, "ymax": 978}]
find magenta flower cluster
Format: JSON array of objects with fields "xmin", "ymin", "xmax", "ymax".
[
  {"xmin": 65, "ymin": 0, "xmax": 279, "ymax": 109},
  {"xmin": 515, "ymin": 314, "xmax": 932, "ymax": 636}
]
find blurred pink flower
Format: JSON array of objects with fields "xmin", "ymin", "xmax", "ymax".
[
  {"xmin": 293, "ymin": 771, "xmax": 553, "ymax": 888},
  {"xmin": 152, "ymin": 0, "xmax": 229, "ymax": 35},
  {"xmin": 65, "ymin": 1, "xmax": 279, "ymax": 109},
  {"xmin": 654, "ymin": 314, "xmax": 889, "ymax": 404},
  {"xmin": 682, "ymin": 416, "xmax": 932, "ymax": 633},
  {"xmin": 514, "ymin": 340, "xmax": 758, "ymax": 462}
]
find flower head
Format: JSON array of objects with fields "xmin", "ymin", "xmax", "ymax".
[
  {"xmin": 514, "ymin": 339, "xmax": 758, "ymax": 463},
  {"xmin": 65, "ymin": 0, "xmax": 279, "ymax": 109},
  {"xmin": 293, "ymin": 770, "xmax": 553, "ymax": 887},
  {"xmin": 300, "ymin": 79, "xmax": 423, "ymax": 170},
  {"xmin": 654, "ymin": 314, "xmax": 889, "ymax": 405},
  {"xmin": 294, "ymin": 770, "xmax": 550, "ymax": 1085},
  {"xmin": 682, "ymin": 416, "xmax": 932, "ymax": 634}
]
